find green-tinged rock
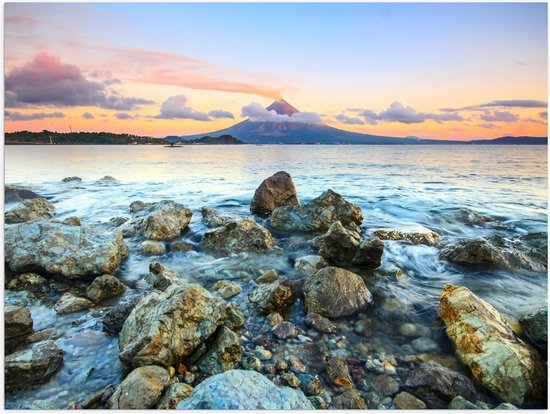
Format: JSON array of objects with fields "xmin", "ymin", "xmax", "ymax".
[
  {"xmin": 86, "ymin": 274, "xmax": 126, "ymax": 302},
  {"xmin": 248, "ymin": 278, "xmax": 296, "ymax": 314},
  {"xmin": 256, "ymin": 269, "xmax": 279, "ymax": 283},
  {"xmin": 62, "ymin": 216, "xmax": 81, "ymax": 226},
  {"xmin": 374, "ymin": 229, "xmax": 441, "ymax": 246},
  {"xmin": 394, "ymin": 391, "xmax": 426, "ymax": 409},
  {"xmin": 201, "ymin": 206, "xmax": 238, "ymax": 228},
  {"xmin": 202, "ymin": 218, "xmax": 276, "ymax": 254},
  {"xmin": 439, "ymin": 284, "xmax": 547, "ymax": 405},
  {"xmin": 303, "ymin": 266, "xmax": 372, "ymax": 318},
  {"xmin": 62, "ymin": 176, "xmax": 81, "ymax": 183},
  {"xmin": 371, "ymin": 374, "xmax": 400, "ymax": 397},
  {"xmin": 5, "ymin": 198, "xmax": 55, "ymax": 223},
  {"xmin": 447, "ymin": 395, "xmax": 480, "ymax": 409},
  {"xmin": 211, "ymin": 280, "xmax": 242, "ymax": 299},
  {"xmin": 157, "ymin": 383, "xmax": 194, "ymax": 409},
  {"xmin": 175, "ymin": 370, "xmax": 314, "ymax": 409},
  {"xmin": 145, "ymin": 261, "xmax": 188, "ymax": 290},
  {"xmin": 520, "ymin": 307, "xmax": 547, "ymax": 351},
  {"xmin": 107, "ymin": 365, "xmax": 170, "ymax": 409},
  {"xmin": 298, "ymin": 373, "xmax": 322, "ymax": 396},
  {"xmin": 198, "ymin": 326, "xmax": 243, "ymax": 375},
  {"xmin": 7, "ymin": 273, "xmax": 47, "ymax": 291},
  {"xmin": 53, "ymin": 293, "xmax": 95, "ymax": 314}
]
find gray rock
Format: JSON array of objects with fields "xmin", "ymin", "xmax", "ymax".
[
  {"xmin": 404, "ymin": 361, "xmax": 477, "ymax": 408},
  {"xmin": 271, "ymin": 189, "xmax": 363, "ymax": 232},
  {"xmin": 371, "ymin": 374, "xmax": 400, "ymax": 397},
  {"xmin": 146, "ymin": 261, "xmax": 187, "ymax": 290},
  {"xmin": 103, "ymin": 293, "xmax": 148, "ymax": 335},
  {"xmin": 248, "ymin": 278, "xmax": 296, "ymax": 314},
  {"xmin": 86, "ymin": 274, "xmax": 126, "ymax": 302},
  {"xmin": 294, "ymin": 255, "xmax": 328, "ymax": 276},
  {"xmin": 119, "ymin": 283, "xmax": 229, "ymax": 368},
  {"xmin": 201, "ymin": 206, "xmax": 238, "ymax": 228},
  {"xmin": 495, "ymin": 402, "xmax": 518, "ymax": 409},
  {"xmin": 448, "ymin": 395, "xmax": 479, "ymax": 409},
  {"xmin": 5, "ymin": 221, "xmax": 128, "ymax": 279},
  {"xmin": 170, "ymin": 240, "xmax": 195, "ymax": 253},
  {"xmin": 5, "ymin": 305, "xmax": 33, "ymax": 339},
  {"xmin": 272, "ymin": 321, "xmax": 298, "ymax": 340},
  {"xmin": 129, "ymin": 200, "xmax": 153, "ymax": 214},
  {"xmin": 176, "ymin": 370, "xmax": 314, "ymax": 409},
  {"xmin": 139, "ymin": 240, "xmax": 166, "ymax": 255},
  {"xmin": 374, "ymin": 229, "xmax": 441, "ymax": 246},
  {"xmin": 54, "ymin": 293, "xmax": 95, "ymax": 314},
  {"xmin": 62, "ymin": 216, "xmax": 81, "ymax": 226},
  {"xmin": 411, "ymin": 337, "xmax": 440, "ymax": 353},
  {"xmin": 308, "ymin": 395, "xmax": 328, "ymax": 409},
  {"xmin": 202, "ymin": 218, "xmax": 276, "ymax": 254},
  {"xmin": 5, "ymin": 185, "xmax": 41, "ymax": 203},
  {"xmin": 330, "ymin": 388, "xmax": 367, "ymax": 409},
  {"xmin": 62, "ymin": 176, "xmax": 82, "ymax": 183},
  {"xmin": 303, "ymin": 266, "xmax": 373, "ymax": 318},
  {"xmin": 7, "ymin": 273, "xmax": 48, "ymax": 292},
  {"xmin": 109, "ymin": 216, "xmax": 129, "ymax": 227},
  {"xmin": 107, "ymin": 365, "xmax": 170, "ymax": 409},
  {"xmin": 393, "ymin": 391, "xmax": 426, "ymax": 409},
  {"xmin": 5, "ymin": 341, "xmax": 64, "ymax": 390},
  {"xmin": 250, "ymin": 171, "xmax": 299, "ymax": 215},
  {"xmin": 5, "ymin": 198, "xmax": 55, "ymax": 223},
  {"xmin": 313, "ymin": 221, "xmax": 384, "ymax": 268},
  {"xmin": 456, "ymin": 209, "xmax": 495, "ymax": 225},
  {"xmin": 211, "ymin": 280, "xmax": 241, "ymax": 299},
  {"xmin": 520, "ymin": 307, "xmax": 547, "ymax": 351},
  {"xmin": 305, "ymin": 312, "xmax": 338, "ymax": 333},
  {"xmin": 157, "ymin": 383, "xmax": 194, "ymax": 409},
  {"xmin": 197, "ymin": 326, "xmax": 243, "ymax": 375},
  {"xmin": 97, "ymin": 175, "xmax": 117, "ymax": 183},
  {"xmin": 224, "ymin": 302, "xmax": 245, "ymax": 329}
]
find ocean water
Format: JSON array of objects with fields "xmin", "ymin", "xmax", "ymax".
[{"xmin": 4, "ymin": 144, "xmax": 548, "ymax": 408}]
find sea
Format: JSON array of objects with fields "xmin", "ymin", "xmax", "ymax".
[{"xmin": 4, "ymin": 144, "xmax": 548, "ymax": 408}]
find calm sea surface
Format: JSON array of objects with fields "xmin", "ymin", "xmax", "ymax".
[{"xmin": 4, "ymin": 144, "xmax": 548, "ymax": 408}]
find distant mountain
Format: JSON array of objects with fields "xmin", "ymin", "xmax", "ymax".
[
  {"xmin": 182, "ymin": 134, "xmax": 245, "ymax": 145},
  {"xmin": 468, "ymin": 136, "xmax": 547, "ymax": 145},
  {"xmin": 6, "ymin": 130, "xmax": 162, "ymax": 145},
  {"xmin": 265, "ymin": 99, "xmax": 300, "ymax": 116}
]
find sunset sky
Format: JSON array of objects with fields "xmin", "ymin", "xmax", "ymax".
[{"xmin": 4, "ymin": 2, "xmax": 548, "ymax": 140}]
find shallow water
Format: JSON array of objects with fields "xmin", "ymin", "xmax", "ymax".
[{"xmin": 4, "ymin": 144, "xmax": 548, "ymax": 408}]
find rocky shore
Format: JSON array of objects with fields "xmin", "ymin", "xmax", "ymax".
[{"xmin": 4, "ymin": 172, "xmax": 547, "ymax": 409}]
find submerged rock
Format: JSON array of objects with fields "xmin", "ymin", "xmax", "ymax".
[
  {"xmin": 157, "ymin": 383, "xmax": 194, "ymax": 409},
  {"xmin": 448, "ymin": 395, "xmax": 481, "ymax": 409},
  {"xmin": 371, "ymin": 374, "xmax": 400, "ymax": 397},
  {"xmin": 456, "ymin": 209, "xmax": 495, "ymax": 225},
  {"xmin": 211, "ymin": 280, "xmax": 241, "ymax": 299},
  {"xmin": 294, "ymin": 255, "xmax": 328, "ymax": 276},
  {"xmin": 272, "ymin": 321, "xmax": 298, "ymax": 340},
  {"xmin": 520, "ymin": 307, "xmax": 547, "ymax": 351},
  {"xmin": 86, "ymin": 274, "xmax": 126, "ymax": 302},
  {"xmin": 201, "ymin": 207, "xmax": 238, "ymax": 228},
  {"xmin": 62, "ymin": 216, "xmax": 81, "ymax": 226},
  {"xmin": 330, "ymin": 388, "xmax": 367, "ymax": 409},
  {"xmin": 439, "ymin": 284, "xmax": 546, "ymax": 405},
  {"xmin": 5, "ymin": 341, "xmax": 64, "ymax": 390},
  {"xmin": 313, "ymin": 221, "xmax": 384, "ymax": 268},
  {"xmin": 5, "ymin": 305, "xmax": 33, "ymax": 339},
  {"xmin": 305, "ymin": 312, "xmax": 337, "ymax": 333},
  {"xmin": 119, "ymin": 283, "xmax": 229, "ymax": 368},
  {"xmin": 139, "ymin": 240, "xmax": 167, "ymax": 255},
  {"xmin": 146, "ymin": 261, "xmax": 188, "ymax": 290},
  {"xmin": 256, "ymin": 269, "xmax": 279, "ymax": 283},
  {"xmin": 250, "ymin": 171, "xmax": 299, "ymax": 215},
  {"xmin": 5, "ymin": 198, "xmax": 55, "ymax": 223},
  {"xmin": 107, "ymin": 365, "xmax": 170, "ymax": 409},
  {"xmin": 303, "ymin": 266, "xmax": 372, "ymax": 318},
  {"xmin": 197, "ymin": 326, "xmax": 243, "ymax": 375},
  {"xmin": 5, "ymin": 221, "xmax": 128, "ymax": 279},
  {"xmin": 271, "ymin": 189, "xmax": 363, "ymax": 232},
  {"xmin": 248, "ymin": 278, "xmax": 296, "ymax": 314},
  {"xmin": 170, "ymin": 240, "xmax": 195, "ymax": 253},
  {"xmin": 394, "ymin": 391, "xmax": 426, "ymax": 409},
  {"xmin": 403, "ymin": 361, "xmax": 477, "ymax": 408},
  {"xmin": 54, "ymin": 293, "xmax": 95, "ymax": 314},
  {"xmin": 103, "ymin": 293, "xmax": 148, "ymax": 335},
  {"xmin": 7, "ymin": 272, "xmax": 48, "ymax": 292},
  {"xmin": 373, "ymin": 229, "xmax": 441, "ymax": 246},
  {"xmin": 176, "ymin": 370, "xmax": 314, "ymax": 409},
  {"xmin": 326, "ymin": 357, "xmax": 353, "ymax": 387},
  {"xmin": 202, "ymin": 218, "xmax": 276, "ymax": 254}
]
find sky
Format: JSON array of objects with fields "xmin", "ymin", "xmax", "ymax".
[{"xmin": 4, "ymin": 2, "xmax": 548, "ymax": 140}]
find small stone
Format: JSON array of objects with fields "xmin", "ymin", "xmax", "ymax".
[
  {"xmin": 298, "ymin": 374, "xmax": 322, "ymax": 396},
  {"xmin": 110, "ymin": 216, "xmax": 129, "ymax": 227},
  {"xmin": 168, "ymin": 366, "xmax": 176, "ymax": 378},
  {"xmin": 62, "ymin": 176, "xmax": 82, "ymax": 183},
  {"xmin": 256, "ymin": 269, "xmax": 278, "ymax": 283},
  {"xmin": 305, "ymin": 312, "xmax": 337, "ymax": 333},
  {"xmin": 107, "ymin": 365, "xmax": 170, "ymax": 409},
  {"xmin": 197, "ymin": 326, "xmax": 243, "ymax": 375},
  {"xmin": 248, "ymin": 278, "xmax": 296, "ymax": 314},
  {"xmin": 266, "ymin": 312, "xmax": 284, "ymax": 327},
  {"xmin": 53, "ymin": 293, "xmax": 94, "ymax": 314},
  {"xmin": 280, "ymin": 372, "xmax": 301, "ymax": 388},
  {"xmin": 394, "ymin": 391, "xmax": 426, "ymax": 409},
  {"xmin": 170, "ymin": 241, "xmax": 195, "ymax": 253},
  {"xmin": 224, "ymin": 303, "xmax": 245, "ymax": 329},
  {"xmin": 157, "ymin": 383, "xmax": 194, "ymax": 409},
  {"xmin": 371, "ymin": 375, "xmax": 400, "ymax": 397},
  {"xmin": 86, "ymin": 274, "xmax": 126, "ymax": 303},
  {"xmin": 62, "ymin": 216, "xmax": 81, "ymax": 226},
  {"xmin": 327, "ymin": 357, "xmax": 353, "ymax": 388},
  {"xmin": 294, "ymin": 255, "xmax": 328, "ymax": 276},
  {"xmin": 7, "ymin": 273, "xmax": 47, "ymax": 292},
  {"xmin": 448, "ymin": 395, "xmax": 479, "ymax": 409},
  {"xmin": 139, "ymin": 240, "xmax": 166, "ymax": 255},
  {"xmin": 254, "ymin": 346, "xmax": 272, "ymax": 361},
  {"xmin": 495, "ymin": 403, "xmax": 518, "ymax": 409},
  {"xmin": 288, "ymin": 356, "xmax": 306, "ymax": 374},
  {"xmin": 184, "ymin": 372, "xmax": 195, "ymax": 384},
  {"xmin": 411, "ymin": 337, "xmax": 439, "ymax": 353},
  {"xmin": 211, "ymin": 280, "xmax": 242, "ymax": 299},
  {"xmin": 330, "ymin": 388, "xmax": 367, "ymax": 409},
  {"xmin": 242, "ymin": 356, "xmax": 262, "ymax": 371},
  {"xmin": 5, "ymin": 305, "xmax": 33, "ymax": 339},
  {"xmin": 308, "ymin": 396, "xmax": 328, "ymax": 409},
  {"xmin": 399, "ymin": 322, "xmax": 430, "ymax": 338},
  {"xmin": 275, "ymin": 359, "xmax": 289, "ymax": 372},
  {"xmin": 272, "ymin": 321, "xmax": 297, "ymax": 340}
]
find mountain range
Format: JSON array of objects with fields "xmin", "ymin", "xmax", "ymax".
[{"xmin": 170, "ymin": 99, "xmax": 547, "ymax": 145}]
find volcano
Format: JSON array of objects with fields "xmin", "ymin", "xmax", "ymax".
[{"xmin": 265, "ymin": 99, "xmax": 300, "ymax": 116}]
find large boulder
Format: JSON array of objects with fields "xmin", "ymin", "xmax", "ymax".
[
  {"xmin": 5, "ymin": 221, "xmax": 128, "ymax": 280},
  {"xmin": 119, "ymin": 283, "xmax": 230, "ymax": 368},
  {"xmin": 248, "ymin": 278, "xmax": 296, "ymax": 314},
  {"xmin": 197, "ymin": 326, "xmax": 243, "ymax": 374},
  {"xmin": 520, "ymin": 307, "xmax": 547, "ymax": 351},
  {"xmin": 303, "ymin": 267, "xmax": 372, "ymax": 318},
  {"xmin": 176, "ymin": 369, "xmax": 314, "ymax": 409},
  {"xmin": 5, "ymin": 198, "xmax": 55, "ymax": 223},
  {"xmin": 271, "ymin": 189, "xmax": 363, "ymax": 232},
  {"xmin": 403, "ymin": 361, "xmax": 477, "ymax": 408},
  {"xmin": 250, "ymin": 171, "xmax": 299, "ymax": 215},
  {"xmin": 5, "ymin": 341, "xmax": 64, "ymax": 390},
  {"xmin": 5, "ymin": 305, "xmax": 33, "ymax": 339},
  {"xmin": 86, "ymin": 274, "xmax": 126, "ymax": 302},
  {"xmin": 107, "ymin": 365, "xmax": 170, "ymax": 409},
  {"xmin": 202, "ymin": 218, "xmax": 276, "ymax": 254},
  {"xmin": 313, "ymin": 221, "xmax": 384, "ymax": 268},
  {"xmin": 373, "ymin": 229, "xmax": 441, "ymax": 246},
  {"xmin": 122, "ymin": 200, "xmax": 192, "ymax": 240},
  {"xmin": 439, "ymin": 284, "xmax": 546, "ymax": 405}
]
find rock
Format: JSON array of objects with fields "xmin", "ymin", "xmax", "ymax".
[
  {"xmin": 123, "ymin": 200, "xmax": 193, "ymax": 241},
  {"xmin": 457, "ymin": 209, "xmax": 494, "ymax": 225},
  {"xmin": 374, "ymin": 229, "xmax": 441, "ymax": 246},
  {"xmin": 298, "ymin": 374, "xmax": 322, "ymax": 396},
  {"xmin": 5, "ymin": 198, "xmax": 55, "ymax": 223},
  {"xmin": 62, "ymin": 176, "xmax": 82, "ymax": 183},
  {"xmin": 157, "ymin": 383, "xmax": 194, "ymax": 409},
  {"xmin": 272, "ymin": 321, "xmax": 297, "ymax": 340},
  {"xmin": 54, "ymin": 293, "xmax": 95, "ymax": 314},
  {"xmin": 5, "ymin": 221, "xmax": 128, "ymax": 279},
  {"xmin": 119, "ymin": 283, "xmax": 229, "ymax": 368},
  {"xmin": 271, "ymin": 189, "xmax": 363, "ymax": 232},
  {"xmin": 254, "ymin": 346, "xmax": 273, "ymax": 361},
  {"xmin": 62, "ymin": 216, "xmax": 81, "ymax": 226},
  {"xmin": 109, "ymin": 216, "xmax": 129, "ymax": 227},
  {"xmin": 448, "ymin": 395, "xmax": 479, "ymax": 409},
  {"xmin": 308, "ymin": 396, "xmax": 328, "ymax": 409},
  {"xmin": 294, "ymin": 255, "xmax": 328, "ymax": 276},
  {"xmin": 170, "ymin": 240, "xmax": 195, "ymax": 253},
  {"xmin": 197, "ymin": 326, "xmax": 243, "ymax": 375},
  {"xmin": 256, "ymin": 269, "xmax": 278, "ymax": 283},
  {"xmin": 5, "ymin": 341, "xmax": 64, "ymax": 390},
  {"xmin": 304, "ymin": 312, "xmax": 337, "ymax": 333},
  {"xmin": 411, "ymin": 337, "xmax": 439, "ymax": 353},
  {"xmin": 103, "ymin": 293, "xmax": 147, "ymax": 335},
  {"xmin": 280, "ymin": 372, "xmax": 301, "ymax": 388},
  {"xmin": 107, "ymin": 365, "xmax": 170, "ymax": 409},
  {"xmin": 202, "ymin": 218, "xmax": 276, "ymax": 254},
  {"xmin": 394, "ymin": 391, "xmax": 426, "ymax": 409},
  {"xmin": 7, "ymin": 273, "xmax": 47, "ymax": 291},
  {"xmin": 5, "ymin": 185, "xmax": 41, "ymax": 203},
  {"xmin": 495, "ymin": 402, "xmax": 518, "ymax": 409},
  {"xmin": 520, "ymin": 307, "xmax": 547, "ymax": 351},
  {"xmin": 439, "ymin": 284, "xmax": 546, "ymax": 405},
  {"xmin": 129, "ymin": 200, "xmax": 153, "ymax": 214},
  {"xmin": 326, "ymin": 357, "xmax": 353, "ymax": 388},
  {"xmin": 303, "ymin": 266, "xmax": 372, "ymax": 318},
  {"xmin": 398, "ymin": 322, "xmax": 430, "ymax": 338},
  {"xmin": 250, "ymin": 171, "xmax": 299, "ymax": 215},
  {"xmin": 248, "ymin": 278, "xmax": 296, "ymax": 314},
  {"xmin": 403, "ymin": 361, "xmax": 477, "ymax": 408},
  {"xmin": 5, "ymin": 305, "xmax": 33, "ymax": 339},
  {"xmin": 139, "ymin": 240, "xmax": 167, "ymax": 255},
  {"xmin": 176, "ymin": 370, "xmax": 314, "ymax": 409},
  {"xmin": 224, "ymin": 302, "xmax": 245, "ymax": 329},
  {"xmin": 371, "ymin": 374, "xmax": 400, "ymax": 397},
  {"xmin": 146, "ymin": 261, "xmax": 187, "ymax": 290},
  {"xmin": 211, "ymin": 280, "xmax": 242, "ymax": 299},
  {"xmin": 86, "ymin": 274, "xmax": 126, "ymax": 302},
  {"xmin": 242, "ymin": 356, "xmax": 262, "ymax": 371},
  {"xmin": 330, "ymin": 388, "xmax": 367, "ymax": 409},
  {"xmin": 201, "ymin": 207, "xmax": 237, "ymax": 228},
  {"xmin": 313, "ymin": 221, "xmax": 384, "ymax": 268},
  {"xmin": 98, "ymin": 175, "xmax": 117, "ymax": 183},
  {"xmin": 267, "ymin": 312, "xmax": 284, "ymax": 326}
]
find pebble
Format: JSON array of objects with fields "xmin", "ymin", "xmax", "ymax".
[
  {"xmin": 168, "ymin": 366, "xmax": 176, "ymax": 378},
  {"xmin": 411, "ymin": 337, "xmax": 440, "ymax": 353},
  {"xmin": 254, "ymin": 346, "xmax": 272, "ymax": 361},
  {"xmin": 183, "ymin": 372, "xmax": 195, "ymax": 384},
  {"xmin": 371, "ymin": 375, "xmax": 400, "ymax": 397},
  {"xmin": 495, "ymin": 403, "xmax": 518, "ymax": 409},
  {"xmin": 326, "ymin": 357, "xmax": 353, "ymax": 388},
  {"xmin": 272, "ymin": 321, "xmax": 297, "ymax": 340},
  {"xmin": 266, "ymin": 312, "xmax": 284, "ymax": 326},
  {"xmin": 242, "ymin": 356, "xmax": 262, "ymax": 371},
  {"xmin": 280, "ymin": 372, "xmax": 301, "ymax": 388},
  {"xmin": 298, "ymin": 374, "xmax": 322, "ymax": 396},
  {"xmin": 256, "ymin": 269, "xmax": 278, "ymax": 283},
  {"xmin": 308, "ymin": 396, "xmax": 328, "ymax": 409},
  {"xmin": 288, "ymin": 356, "xmax": 306, "ymax": 374},
  {"xmin": 275, "ymin": 359, "xmax": 289, "ymax": 372},
  {"xmin": 448, "ymin": 395, "xmax": 480, "ymax": 409},
  {"xmin": 399, "ymin": 322, "xmax": 430, "ymax": 338},
  {"xmin": 394, "ymin": 391, "xmax": 427, "ymax": 409}
]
